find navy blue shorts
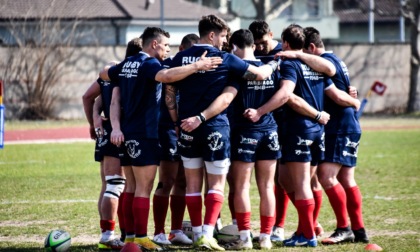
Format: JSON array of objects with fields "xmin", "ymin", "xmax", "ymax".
[
  {"xmin": 94, "ymin": 127, "xmax": 120, "ymax": 162},
  {"xmin": 159, "ymin": 125, "xmax": 180, "ymax": 162},
  {"xmin": 322, "ymin": 133, "xmax": 361, "ymax": 167},
  {"xmin": 120, "ymin": 136, "xmax": 161, "ymax": 166},
  {"xmin": 282, "ymin": 130, "xmax": 325, "ymax": 166},
  {"xmin": 231, "ymin": 128, "xmax": 281, "ymax": 162},
  {"xmin": 177, "ymin": 125, "xmax": 230, "ymax": 161}
]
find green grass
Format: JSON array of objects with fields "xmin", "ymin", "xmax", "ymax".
[{"xmin": 0, "ymin": 121, "xmax": 419, "ymax": 251}]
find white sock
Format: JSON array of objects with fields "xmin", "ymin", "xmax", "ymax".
[
  {"xmin": 239, "ymin": 230, "xmax": 251, "ymax": 241},
  {"xmin": 101, "ymin": 230, "xmax": 115, "ymax": 241},
  {"xmin": 202, "ymin": 224, "xmax": 215, "ymax": 239},
  {"xmin": 260, "ymin": 233, "xmax": 270, "ymax": 240}
]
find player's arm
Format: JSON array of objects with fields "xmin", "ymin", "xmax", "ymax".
[
  {"xmin": 180, "ymin": 86, "xmax": 238, "ymax": 132},
  {"xmin": 243, "ymin": 60, "xmax": 278, "ymax": 81},
  {"xmin": 287, "ymin": 94, "xmax": 330, "ymax": 125},
  {"xmin": 243, "ymin": 80, "xmax": 294, "ymax": 122},
  {"xmin": 82, "ymin": 80, "xmax": 101, "ymax": 140},
  {"xmin": 109, "ymin": 87, "xmax": 124, "ymax": 146},
  {"xmin": 325, "ymin": 84, "xmax": 361, "ymax": 110},
  {"xmin": 165, "ymin": 84, "xmax": 178, "ymax": 124},
  {"xmin": 156, "ymin": 51, "xmax": 223, "ymax": 83},
  {"xmin": 276, "ymin": 51, "xmax": 336, "ymax": 76},
  {"xmin": 99, "ymin": 61, "xmax": 119, "ymax": 81}
]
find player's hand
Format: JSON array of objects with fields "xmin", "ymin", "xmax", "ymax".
[
  {"xmin": 180, "ymin": 116, "xmax": 201, "ymax": 132},
  {"xmin": 196, "ymin": 50, "xmax": 223, "ymax": 71},
  {"xmin": 89, "ymin": 125, "xmax": 96, "ymax": 140},
  {"xmin": 93, "ymin": 115, "xmax": 106, "ymax": 140},
  {"xmin": 318, "ymin": 111, "xmax": 330, "ymax": 125},
  {"xmin": 111, "ymin": 129, "xmax": 124, "ymax": 147},
  {"xmin": 243, "ymin": 108, "xmax": 261, "ymax": 123},
  {"xmin": 349, "ymin": 86, "xmax": 358, "ymax": 98}
]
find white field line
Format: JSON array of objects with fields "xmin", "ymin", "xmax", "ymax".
[
  {"xmin": 4, "ymin": 138, "xmax": 92, "ymax": 145},
  {"xmin": 0, "ymin": 199, "xmax": 96, "ymax": 205}
]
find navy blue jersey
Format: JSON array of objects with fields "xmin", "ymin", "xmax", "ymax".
[
  {"xmin": 97, "ymin": 78, "xmax": 115, "ymax": 120},
  {"xmin": 108, "ymin": 52, "xmax": 163, "ymax": 138},
  {"xmin": 231, "ymin": 59, "xmax": 280, "ymax": 130},
  {"xmin": 169, "ymin": 44, "xmax": 249, "ymax": 126},
  {"xmin": 159, "ymin": 57, "xmax": 179, "ymax": 126},
  {"xmin": 321, "ymin": 52, "xmax": 361, "ymax": 134},
  {"xmin": 281, "ymin": 58, "xmax": 332, "ymax": 133},
  {"xmin": 255, "ymin": 41, "xmax": 282, "ymax": 57}
]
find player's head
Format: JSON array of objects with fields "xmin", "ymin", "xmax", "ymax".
[
  {"xmin": 229, "ymin": 29, "xmax": 254, "ymax": 57},
  {"xmin": 125, "ymin": 37, "xmax": 142, "ymax": 59},
  {"xmin": 281, "ymin": 23, "xmax": 305, "ymax": 51},
  {"xmin": 140, "ymin": 27, "xmax": 171, "ymax": 61},
  {"xmin": 221, "ymin": 27, "xmax": 232, "ymax": 52},
  {"xmin": 303, "ymin": 27, "xmax": 324, "ymax": 54},
  {"xmin": 179, "ymin": 33, "xmax": 199, "ymax": 51},
  {"xmin": 198, "ymin": 14, "xmax": 229, "ymax": 50},
  {"xmin": 248, "ymin": 20, "xmax": 274, "ymax": 55}
]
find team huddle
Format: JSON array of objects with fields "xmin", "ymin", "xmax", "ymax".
[{"xmin": 82, "ymin": 14, "xmax": 368, "ymax": 251}]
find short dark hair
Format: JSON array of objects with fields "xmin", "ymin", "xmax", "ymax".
[
  {"xmin": 229, "ymin": 29, "xmax": 254, "ymax": 50},
  {"xmin": 198, "ymin": 15, "xmax": 229, "ymax": 37},
  {"xmin": 125, "ymin": 37, "xmax": 142, "ymax": 58},
  {"xmin": 281, "ymin": 24, "xmax": 305, "ymax": 50},
  {"xmin": 140, "ymin": 27, "xmax": 170, "ymax": 47},
  {"xmin": 180, "ymin": 33, "xmax": 199, "ymax": 49},
  {"xmin": 303, "ymin": 27, "xmax": 324, "ymax": 49},
  {"xmin": 248, "ymin": 20, "xmax": 270, "ymax": 40}
]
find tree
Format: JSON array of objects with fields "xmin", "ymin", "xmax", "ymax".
[
  {"xmin": 402, "ymin": 0, "xmax": 420, "ymax": 113},
  {"xmin": 228, "ymin": 0, "xmax": 292, "ymax": 21},
  {"xmin": 0, "ymin": 5, "xmax": 83, "ymax": 119}
]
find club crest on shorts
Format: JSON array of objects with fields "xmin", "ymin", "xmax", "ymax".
[
  {"xmin": 208, "ymin": 131, "xmax": 223, "ymax": 151},
  {"xmin": 125, "ymin": 140, "xmax": 141, "ymax": 158},
  {"xmin": 268, "ymin": 131, "xmax": 280, "ymax": 151}
]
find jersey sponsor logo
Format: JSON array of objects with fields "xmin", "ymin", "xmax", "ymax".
[
  {"xmin": 297, "ymin": 136, "xmax": 313, "ymax": 146},
  {"xmin": 119, "ymin": 61, "xmax": 140, "ymax": 78},
  {"xmin": 125, "ymin": 140, "xmax": 141, "ymax": 159},
  {"xmin": 268, "ymin": 131, "xmax": 280, "ymax": 151},
  {"xmin": 238, "ymin": 148, "xmax": 255, "ymax": 154},
  {"xmin": 301, "ymin": 64, "xmax": 323, "ymax": 81},
  {"xmin": 181, "ymin": 56, "xmax": 214, "ymax": 73},
  {"xmin": 247, "ymin": 79, "xmax": 275, "ymax": 91},
  {"xmin": 295, "ymin": 149, "xmax": 310, "ymax": 155},
  {"xmin": 240, "ymin": 135, "xmax": 258, "ymax": 145},
  {"xmin": 180, "ymin": 132, "xmax": 193, "ymax": 141},
  {"xmin": 340, "ymin": 61, "xmax": 349, "ymax": 77},
  {"xmin": 207, "ymin": 131, "xmax": 224, "ymax": 151}
]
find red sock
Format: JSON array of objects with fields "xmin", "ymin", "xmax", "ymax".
[
  {"xmin": 345, "ymin": 186, "xmax": 365, "ymax": 230},
  {"xmin": 118, "ymin": 192, "xmax": 126, "ymax": 231},
  {"xmin": 123, "ymin": 192, "xmax": 135, "ymax": 235},
  {"xmin": 312, "ymin": 190, "xmax": 323, "ymax": 226},
  {"xmin": 274, "ymin": 185, "xmax": 289, "ymax": 228},
  {"xmin": 186, "ymin": 194, "xmax": 202, "ymax": 227},
  {"xmin": 260, "ymin": 215, "xmax": 275, "ymax": 235},
  {"xmin": 100, "ymin": 219, "xmax": 116, "ymax": 233},
  {"xmin": 153, "ymin": 194, "xmax": 169, "ymax": 235},
  {"xmin": 133, "ymin": 197, "xmax": 150, "ymax": 237},
  {"xmin": 236, "ymin": 212, "xmax": 251, "ymax": 231},
  {"xmin": 228, "ymin": 192, "xmax": 235, "ymax": 221},
  {"xmin": 325, "ymin": 184, "xmax": 349, "ymax": 228},
  {"xmin": 170, "ymin": 195, "xmax": 186, "ymax": 230},
  {"xmin": 204, "ymin": 192, "xmax": 224, "ymax": 226},
  {"xmin": 295, "ymin": 199, "xmax": 315, "ymax": 239}
]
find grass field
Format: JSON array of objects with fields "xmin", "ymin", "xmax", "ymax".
[{"xmin": 0, "ymin": 118, "xmax": 419, "ymax": 251}]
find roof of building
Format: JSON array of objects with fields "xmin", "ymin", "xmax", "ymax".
[
  {"xmin": 0, "ymin": 0, "xmax": 232, "ymax": 21},
  {"xmin": 334, "ymin": 0, "xmax": 401, "ymax": 23}
]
